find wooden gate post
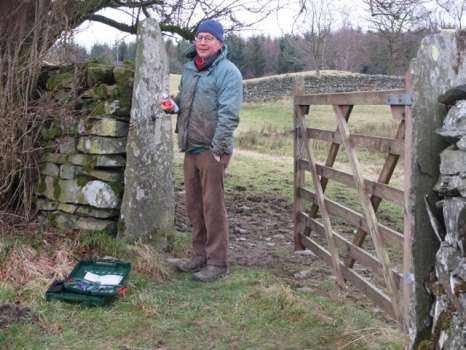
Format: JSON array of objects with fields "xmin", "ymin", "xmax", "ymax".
[{"xmin": 293, "ymin": 76, "xmax": 306, "ymax": 250}]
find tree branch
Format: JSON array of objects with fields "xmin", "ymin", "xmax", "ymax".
[
  {"xmin": 88, "ymin": 14, "xmax": 137, "ymax": 33},
  {"xmin": 109, "ymin": 0, "xmax": 163, "ymax": 8},
  {"xmin": 159, "ymin": 23, "xmax": 195, "ymax": 40}
]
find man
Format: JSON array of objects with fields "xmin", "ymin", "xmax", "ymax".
[{"xmin": 161, "ymin": 19, "xmax": 243, "ymax": 282}]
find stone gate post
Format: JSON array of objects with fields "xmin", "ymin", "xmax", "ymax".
[
  {"xmin": 120, "ymin": 18, "xmax": 175, "ymax": 242},
  {"xmin": 404, "ymin": 30, "xmax": 466, "ymax": 348}
]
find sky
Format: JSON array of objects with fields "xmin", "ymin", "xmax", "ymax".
[{"xmin": 73, "ymin": 0, "xmax": 369, "ymax": 50}]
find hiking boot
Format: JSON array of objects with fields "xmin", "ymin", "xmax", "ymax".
[
  {"xmin": 192, "ymin": 265, "xmax": 227, "ymax": 282},
  {"xmin": 175, "ymin": 256, "xmax": 206, "ymax": 273}
]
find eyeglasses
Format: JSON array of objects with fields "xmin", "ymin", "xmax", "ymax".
[{"xmin": 195, "ymin": 35, "xmax": 216, "ymax": 42}]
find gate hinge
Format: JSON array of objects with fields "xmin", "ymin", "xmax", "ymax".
[{"xmin": 386, "ymin": 93, "xmax": 413, "ymax": 106}]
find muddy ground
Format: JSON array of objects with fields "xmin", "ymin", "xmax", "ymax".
[{"xmin": 174, "ymin": 187, "xmax": 391, "ymax": 320}]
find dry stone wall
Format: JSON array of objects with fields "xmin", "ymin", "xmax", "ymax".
[
  {"xmin": 427, "ymin": 87, "xmax": 466, "ymax": 349},
  {"xmin": 243, "ymin": 72, "xmax": 405, "ymax": 102},
  {"xmin": 35, "ymin": 62, "xmax": 134, "ymax": 234}
]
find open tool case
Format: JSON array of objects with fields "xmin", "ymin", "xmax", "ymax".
[{"xmin": 46, "ymin": 259, "xmax": 131, "ymax": 306}]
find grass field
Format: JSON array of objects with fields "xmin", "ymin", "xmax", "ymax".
[{"xmin": 0, "ymin": 76, "xmax": 406, "ymax": 349}]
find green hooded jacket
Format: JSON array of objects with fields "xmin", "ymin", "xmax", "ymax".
[{"xmin": 175, "ymin": 45, "xmax": 243, "ymax": 155}]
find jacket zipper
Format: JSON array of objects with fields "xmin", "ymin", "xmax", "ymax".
[{"xmin": 183, "ymin": 74, "xmax": 201, "ymax": 149}]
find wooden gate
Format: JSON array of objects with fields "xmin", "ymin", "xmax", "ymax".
[{"xmin": 293, "ymin": 83, "xmax": 411, "ymax": 326}]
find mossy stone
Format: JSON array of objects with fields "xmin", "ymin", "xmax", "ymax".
[
  {"xmin": 35, "ymin": 176, "xmax": 46, "ymax": 194},
  {"xmin": 108, "ymin": 181, "xmax": 124, "ymax": 196},
  {"xmin": 44, "ymin": 153, "xmax": 68, "ymax": 164},
  {"xmin": 81, "ymin": 88, "xmax": 97, "ymax": 99},
  {"xmin": 113, "ymin": 63, "xmax": 134, "ymax": 86},
  {"xmin": 416, "ymin": 339, "xmax": 434, "ymax": 350},
  {"xmin": 40, "ymin": 122, "xmax": 62, "ymax": 141},
  {"xmin": 76, "ymin": 175, "xmax": 89, "ymax": 187},
  {"xmin": 57, "ymin": 203, "xmax": 78, "ymax": 214},
  {"xmin": 48, "ymin": 212, "xmax": 58, "ymax": 227},
  {"xmin": 117, "ymin": 220, "xmax": 126, "ymax": 236},
  {"xmin": 86, "ymin": 63, "xmax": 115, "ymax": 87},
  {"xmin": 94, "ymin": 84, "xmax": 110, "ymax": 99},
  {"xmin": 53, "ymin": 177, "xmax": 61, "ymax": 200},
  {"xmin": 91, "ymin": 102, "xmax": 106, "ymax": 116},
  {"xmin": 111, "ymin": 86, "xmax": 121, "ymax": 100},
  {"xmin": 46, "ymin": 72, "xmax": 74, "ymax": 91},
  {"xmin": 113, "ymin": 64, "xmax": 134, "ymax": 108}
]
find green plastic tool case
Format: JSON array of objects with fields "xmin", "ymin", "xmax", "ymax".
[{"xmin": 46, "ymin": 259, "xmax": 131, "ymax": 306}]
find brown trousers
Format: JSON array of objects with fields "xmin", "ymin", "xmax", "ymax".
[{"xmin": 184, "ymin": 151, "xmax": 231, "ymax": 267}]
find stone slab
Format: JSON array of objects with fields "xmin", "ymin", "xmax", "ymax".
[
  {"xmin": 75, "ymin": 206, "xmax": 119, "ymax": 219},
  {"xmin": 77, "ymin": 136, "xmax": 127, "ymax": 154},
  {"xmin": 66, "ymin": 154, "xmax": 126, "ymax": 168},
  {"xmin": 441, "ymin": 198, "xmax": 466, "ymax": 246},
  {"xmin": 103, "ymin": 100, "xmax": 130, "ymax": 118},
  {"xmin": 57, "ymin": 203, "xmax": 78, "ymax": 214},
  {"xmin": 86, "ymin": 169, "xmax": 123, "ymax": 182},
  {"xmin": 437, "ymin": 100, "xmax": 466, "ymax": 138},
  {"xmin": 435, "ymin": 242, "xmax": 462, "ymax": 298},
  {"xmin": 36, "ymin": 198, "xmax": 57, "ymax": 211},
  {"xmin": 75, "ymin": 216, "xmax": 117, "ymax": 233},
  {"xmin": 440, "ymin": 148, "xmax": 466, "ymax": 175},
  {"xmin": 40, "ymin": 162, "xmax": 59, "ymax": 177},
  {"xmin": 54, "ymin": 212, "xmax": 116, "ymax": 233},
  {"xmin": 60, "ymin": 163, "xmax": 123, "ymax": 182},
  {"xmin": 40, "ymin": 176, "xmax": 120, "ymax": 209},
  {"xmin": 457, "ymin": 136, "xmax": 466, "ymax": 150},
  {"xmin": 58, "ymin": 136, "xmax": 77, "ymax": 154},
  {"xmin": 438, "ymin": 84, "xmax": 466, "ymax": 105},
  {"xmin": 60, "ymin": 164, "xmax": 78, "ymax": 179},
  {"xmin": 435, "ymin": 175, "xmax": 466, "ymax": 197},
  {"xmin": 44, "ymin": 153, "xmax": 68, "ymax": 164},
  {"xmin": 86, "ymin": 63, "xmax": 115, "ymax": 87},
  {"xmin": 79, "ymin": 117, "xmax": 129, "ymax": 137}
]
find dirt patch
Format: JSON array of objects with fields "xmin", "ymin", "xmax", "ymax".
[
  {"xmin": 176, "ymin": 189, "xmax": 349, "ymax": 296},
  {"xmin": 175, "ymin": 189, "xmax": 301, "ymax": 267},
  {"xmin": 175, "ymin": 187, "xmax": 399, "ymax": 323}
]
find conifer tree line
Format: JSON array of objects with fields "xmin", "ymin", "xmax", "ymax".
[{"xmin": 171, "ymin": 29, "xmax": 427, "ymax": 77}]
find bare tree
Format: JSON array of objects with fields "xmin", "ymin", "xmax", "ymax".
[
  {"xmin": 295, "ymin": 0, "xmax": 334, "ymax": 77},
  {"xmin": 363, "ymin": 0, "xmax": 430, "ymax": 74},
  {"xmin": 435, "ymin": 0, "xmax": 466, "ymax": 29}
]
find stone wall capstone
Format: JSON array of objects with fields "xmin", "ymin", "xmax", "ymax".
[{"xmin": 243, "ymin": 71, "xmax": 405, "ymax": 102}]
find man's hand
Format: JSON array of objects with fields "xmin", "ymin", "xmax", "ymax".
[
  {"xmin": 212, "ymin": 153, "xmax": 221, "ymax": 162},
  {"xmin": 160, "ymin": 95, "xmax": 179, "ymax": 113}
]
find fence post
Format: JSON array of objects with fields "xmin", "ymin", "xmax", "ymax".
[{"xmin": 294, "ymin": 76, "xmax": 306, "ymax": 250}]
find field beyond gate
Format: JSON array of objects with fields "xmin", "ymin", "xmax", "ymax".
[{"xmin": 293, "ymin": 87, "xmax": 410, "ymax": 327}]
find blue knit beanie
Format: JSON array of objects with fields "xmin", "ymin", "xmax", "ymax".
[{"xmin": 196, "ymin": 20, "xmax": 224, "ymax": 42}]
